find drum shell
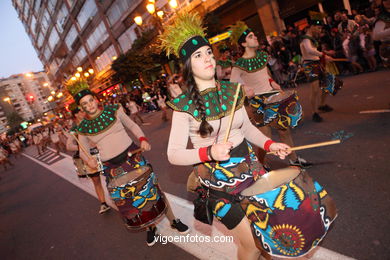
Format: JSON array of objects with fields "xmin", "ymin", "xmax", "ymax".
[
  {"xmin": 240, "ymin": 170, "xmax": 337, "ymax": 257},
  {"xmin": 107, "ymin": 166, "xmax": 167, "ymax": 231}
]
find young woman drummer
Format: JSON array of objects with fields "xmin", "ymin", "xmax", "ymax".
[
  {"xmin": 66, "ymin": 80, "xmax": 189, "ymax": 247},
  {"xmin": 161, "ymin": 13, "xmax": 290, "ymax": 260}
]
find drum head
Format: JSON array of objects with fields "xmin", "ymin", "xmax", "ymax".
[
  {"xmin": 241, "ymin": 167, "xmax": 300, "ymax": 196},
  {"xmin": 108, "ymin": 166, "xmax": 151, "ymax": 188},
  {"xmin": 264, "ymin": 90, "xmax": 295, "ymax": 105}
]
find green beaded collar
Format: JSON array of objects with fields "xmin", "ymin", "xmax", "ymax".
[
  {"xmin": 233, "ymin": 51, "xmax": 269, "ymax": 73},
  {"xmin": 217, "ymin": 59, "xmax": 233, "ymax": 69},
  {"xmin": 166, "ymin": 81, "xmax": 245, "ymax": 122},
  {"xmin": 76, "ymin": 104, "xmax": 119, "ymax": 136}
]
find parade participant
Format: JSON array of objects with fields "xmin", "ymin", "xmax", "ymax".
[
  {"xmin": 167, "ymin": 74, "xmax": 183, "ymax": 98},
  {"xmin": 65, "ymin": 103, "xmax": 111, "ymax": 215},
  {"xmin": 373, "ymin": 0, "xmax": 390, "ymax": 67},
  {"xmin": 229, "ymin": 21, "xmax": 311, "ymax": 168},
  {"xmin": 49, "ymin": 126, "xmax": 62, "ymax": 155},
  {"xmin": 67, "ymin": 81, "xmax": 189, "ymax": 246},
  {"xmin": 0, "ymin": 146, "xmax": 13, "ymax": 170},
  {"xmin": 156, "ymin": 91, "xmax": 169, "ymax": 121},
  {"xmin": 300, "ymin": 12, "xmax": 343, "ymax": 122},
  {"xmin": 163, "ymin": 13, "xmax": 337, "ymax": 259},
  {"xmin": 126, "ymin": 98, "xmax": 145, "ymax": 125},
  {"xmin": 216, "ymin": 43, "xmax": 233, "ymax": 81},
  {"xmin": 32, "ymin": 130, "xmax": 42, "ymax": 156}
]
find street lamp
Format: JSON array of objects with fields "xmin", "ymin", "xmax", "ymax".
[
  {"xmin": 84, "ymin": 72, "xmax": 90, "ymax": 77},
  {"xmin": 75, "ymin": 72, "xmax": 81, "ymax": 78},
  {"xmin": 134, "ymin": 16, "xmax": 143, "ymax": 26},
  {"xmin": 3, "ymin": 97, "xmax": 10, "ymax": 103},
  {"xmin": 88, "ymin": 68, "xmax": 94, "ymax": 74},
  {"xmin": 146, "ymin": 3, "xmax": 155, "ymax": 14},
  {"xmin": 169, "ymin": 0, "xmax": 178, "ymax": 9},
  {"xmin": 77, "ymin": 67, "xmax": 83, "ymax": 72}
]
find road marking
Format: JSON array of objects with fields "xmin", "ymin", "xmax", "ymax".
[
  {"xmin": 22, "ymin": 150, "xmax": 356, "ymax": 260},
  {"xmin": 45, "ymin": 155, "xmax": 60, "ymax": 164}
]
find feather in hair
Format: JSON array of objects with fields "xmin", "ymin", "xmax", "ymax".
[{"xmin": 159, "ymin": 12, "xmax": 206, "ymax": 57}]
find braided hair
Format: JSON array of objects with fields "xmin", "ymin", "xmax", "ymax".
[{"xmin": 182, "ymin": 58, "xmax": 213, "ymax": 137}]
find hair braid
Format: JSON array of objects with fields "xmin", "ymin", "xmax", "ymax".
[{"xmin": 183, "ymin": 59, "xmax": 214, "ymax": 137}]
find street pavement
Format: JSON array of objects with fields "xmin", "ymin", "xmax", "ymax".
[{"xmin": 1, "ymin": 70, "xmax": 389, "ymax": 259}]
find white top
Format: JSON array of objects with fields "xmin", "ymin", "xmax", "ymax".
[
  {"xmin": 127, "ymin": 101, "xmax": 139, "ymax": 114},
  {"xmin": 300, "ymin": 38, "xmax": 323, "ymax": 61},
  {"xmin": 373, "ymin": 20, "xmax": 390, "ymax": 42}
]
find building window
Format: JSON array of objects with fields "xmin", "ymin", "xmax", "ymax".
[
  {"xmin": 30, "ymin": 16, "xmax": 37, "ymax": 35},
  {"xmin": 118, "ymin": 25, "xmax": 137, "ymax": 53},
  {"xmin": 23, "ymin": 2, "xmax": 30, "ymax": 18},
  {"xmin": 41, "ymin": 9, "xmax": 51, "ymax": 32},
  {"xmin": 65, "ymin": 25, "xmax": 77, "ymax": 49},
  {"xmin": 95, "ymin": 45, "xmax": 117, "ymax": 72},
  {"xmin": 34, "ymin": 0, "xmax": 42, "ymax": 13},
  {"xmin": 106, "ymin": 0, "xmax": 134, "ymax": 26},
  {"xmin": 43, "ymin": 46, "xmax": 52, "ymax": 60},
  {"xmin": 73, "ymin": 46, "xmax": 87, "ymax": 65},
  {"xmin": 77, "ymin": 0, "xmax": 97, "ymax": 30},
  {"xmin": 86, "ymin": 22, "xmax": 108, "ymax": 52},
  {"xmin": 37, "ymin": 32, "xmax": 44, "ymax": 48},
  {"xmin": 66, "ymin": 0, "xmax": 75, "ymax": 8},
  {"xmin": 56, "ymin": 4, "xmax": 68, "ymax": 33},
  {"xmin": 48, "ymin": 28, "xmax": 59, "ymax": 50},
  {"xmin": 47, "ymin": 0, "xmax": 57, "ymax": 14}
]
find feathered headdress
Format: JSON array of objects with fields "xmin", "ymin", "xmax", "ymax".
[
  {"xmin": 159, "ymin": 12, "xmax": 210, "ymax": 62},
  {"xmin": 66, "ymin": 79, "xmax": 93, "ymax": 104},
  {"xmin": 230, "ymin": 21, "xmax": 252, "ymax": 46},
  {"xmin": 68, "ymin": 102, "xmax": 80, "ymax": 115}
]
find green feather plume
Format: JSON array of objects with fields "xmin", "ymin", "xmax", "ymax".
[
  {"xmin": 66, "ymin": 79, "xmax": 90, "ymax": 97},
  {"xmin": 159, "ymin": 12, "xmax": 206, "ymax": 57},
  {"xmin": 229, "ymin": 21, "xmax": 248, "ymax": 45},
  {"xmin": 68, "ymin": 102, "xmax": 79, "ymax": 112}
]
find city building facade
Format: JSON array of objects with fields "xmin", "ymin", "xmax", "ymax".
[{"xmin": 12, "ymin": 0, "xmax": 362, "ymax": 97}]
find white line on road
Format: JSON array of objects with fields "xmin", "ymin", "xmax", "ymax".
[
  {"xmin": 22, "ymin": 151, "xmax": 356, "ymax": 260},
  {"xmin": 45, "ymin": 155, "xmax": 61, "ymax": 164}
]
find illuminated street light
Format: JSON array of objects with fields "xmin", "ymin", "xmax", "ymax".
[
  {"xmin": 3, "ymin": 97, "xmax": 10, "ymax": 102},
  {"xmin": 77, "ymin": 67, "xmax": 83, "ymax": 72},
  {"xmin": 56, "ymin": 92, "xmax": 63, "ymax": 98},
  {"xmin": 84, "ymin": 72, "xmax": 90, "ymax": 77},
  {"xmin": 134, "ymin": 16, "xmax": 143, "ymax": 26},
  {"xmin": 71, "ymin": 76, "xmax": 77, "ymax": 81},
  {"xmin": 157, "ymin": 10, "xmax": 164, "ymax": 19},
  {"xmin": 51, "ymin": 91, "xmax": 56, "ymax": 95},
  {"xmin": 146, "ymin": 3, "xmax": 155, "ymax": 14},
  {"xmin": 43, "ymin": 82, "xmax": 49, "ymax": 87},
  {"xmin": 47, "ymin": 96, "xmax": 54, "ymax": 101},
  {"xmin": 88, "ymin": 68, "xmax": 94, "ymax": 74},
  {"xmin": 112, "ymin": 56, "xmax": 117, "ymax": 61},
  {"xmin": 25, "ymin": 73, "xmax": 33, "ymax": 77},
  {"xmin": 169, "ymin": 0, "xmax": 178, "ymax": 9},
  {"xmin": 75, "ymin": 72, "xmax": 81, "ymax": 78}
]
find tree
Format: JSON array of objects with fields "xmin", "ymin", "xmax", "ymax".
[{"xmin": 7, "ymin": 112, "xmax": 24, "ymax": 130}]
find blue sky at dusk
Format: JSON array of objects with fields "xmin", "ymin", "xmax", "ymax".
[{"xmin": 0, "ymin": 1, "xmax": 43, "ymax": 78}]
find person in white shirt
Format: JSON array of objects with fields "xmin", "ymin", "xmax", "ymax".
[
  {"xmin": 373, "ymin": 0, "xmax": 390, "ymax": 67},
  {"xmin": 126, "ymin": 98, "xmax": 145, "ymax": 125}
]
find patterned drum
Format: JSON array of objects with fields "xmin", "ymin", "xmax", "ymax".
[
  {"xmin": 107, "ymin": 166, "xmax": 167, "ymax": 231},
  {"xmin": 250, "ymin": 90, "xmax": 303, "ymax": 130},
  {"xmin": 240, "ymin": 167, "xmax": 337, "ymax": 258}
]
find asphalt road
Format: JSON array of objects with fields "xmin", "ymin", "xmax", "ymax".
[{"xmin": 1, "ymin": 70, "xmax": 389, "ymax": 260}]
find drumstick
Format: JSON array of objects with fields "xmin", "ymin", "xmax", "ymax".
[
  {"xmin": 330, "ymin": 58, "xmax": 349, "ymax": 62},
  {"xmin": 70, "ymin": 132, "xmax": 92, "ymax": 159},
  {"xmin": 267, "ymin": 139, "xmax": 341, "ymax": 155},
  {"xmin": 224, "ymin": 83, "xmax": 241, "ymax": 143}
]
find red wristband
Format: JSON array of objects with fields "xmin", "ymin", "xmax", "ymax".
[
  {"xmin": 264, "ymin": 139, "xmax": 275, "ymax": 152},
  {"xmin": 139, "ymin": 136, "xmax": 148, "ymax": 143},
  {"xmin": 199, "ymin": 147, "xmax": 209, "ymax": 162},
  {"xmin": 268, "ymin": 78, "xmax": 275, "ymax": 84}
]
